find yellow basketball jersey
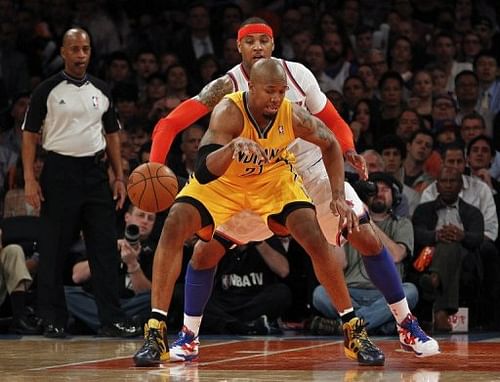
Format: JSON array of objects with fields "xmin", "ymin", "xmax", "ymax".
[
  {"xmin": 176, "ymin": 90, "xmax": 312, "ymax": 240},
  {"xmin": 222, "ymin": 91, "xmax": 296, "ymax": 183}
]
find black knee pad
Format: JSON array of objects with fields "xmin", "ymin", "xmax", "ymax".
[
  {"xmin": 341, "ymin": 212, "xmax": 370, "ymax": 239},
  {"xmin": 213, "ymin": 232, "xmax": 238, "ymax": 251}
]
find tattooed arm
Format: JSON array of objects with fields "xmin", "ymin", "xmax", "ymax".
[
  {"xmin": 149, "ymin": 75, "xmax": 234, "ymax": 164},
  {"xmin": 292, "ymin": 104, "xmax": 358, "ymax": 232},
  {"xmin": 197, "ymin": 99, "xmax": 267, "ymax": 179},
  {"xmin": 194, "ymin": 75, "xmax": 235, "ymax": 108}
]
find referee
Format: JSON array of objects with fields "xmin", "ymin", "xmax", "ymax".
[{"xmin": 22, "ymin": 28, "xmax": 140, "ymax": 338}]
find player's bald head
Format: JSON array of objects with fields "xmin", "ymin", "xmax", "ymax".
[
  {"xmin": 62, "ymin": 28, "xmax": 89, "ymax": 46},
  {"xmin": 249, "ymin": 59, "xmax": 286, "ymax": 84}
]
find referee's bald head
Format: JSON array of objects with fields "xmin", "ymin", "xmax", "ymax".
[{"xmin": 62, "ymin": 28, "xmax": 90, "ymax": 46}]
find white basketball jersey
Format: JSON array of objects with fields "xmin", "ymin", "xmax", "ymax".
[
  {"xmin": 220, "ymin": 59, "xmax": 365, "ymax": 245},
  {"xmin": 226, "ymin": 58, "xmax": 327, "ymax": 174}
]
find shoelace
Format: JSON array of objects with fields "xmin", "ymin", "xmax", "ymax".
[
  {"xmin": 144, "ymin": 327, "xmax": 164, "ymax": 351},
  {"xmin": 404, "ymin": 317, "xmax": 430, "ymax": 343},
  {"xmin": 352, "ymin": 319, "xmax": 380, "ymax": 353},
  {"xmin": 173, "ymin": 328, "xmax": 196, "ymax": 345}
]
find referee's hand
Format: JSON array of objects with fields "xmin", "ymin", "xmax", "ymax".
[
  {"xmin": 24, "ymin": 179, "xmax": 44, "ymax": 210},
  {"xmin": 113, "ymin": 180, "xmax": 126, "ymax": 210}
]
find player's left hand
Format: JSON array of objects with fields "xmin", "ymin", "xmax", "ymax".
[
  {"xmin": 231, "ymin": 137, "xmax": 269, "ymax": 163},
  {"xmin": 345, "ymin": 150, "xmax": 368, "ymax": 180},
  {"xmin": 330, "ymin": 197, "xmax": 359, "ymax": 235},
  {"xmin": 113, "ymin": 179, "xmax": 127, "ymax": 210}
]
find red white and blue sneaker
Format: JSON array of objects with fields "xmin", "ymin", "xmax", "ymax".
[
  {"xmin": 397, "ymin": 314, "xmax": 440, "ymax": 357},
  {"xmin": 169, "ymin": 326, "xmax": 200, "ymax": 362}
]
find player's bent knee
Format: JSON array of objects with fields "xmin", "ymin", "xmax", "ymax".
[
  {"xmin": 190, "ymin": 239, "xmax": 226, "ymax": 270},
  {"xmin": 347, "ymin": 222, "xmax": 382, "ymax": 254},
  {"xmin": 0, "ymin": 244, "xmax": 25, "ymax": 262},
  {"xmin": 162, "ymin": 203, "xmax": 201, "ymax": 242}
]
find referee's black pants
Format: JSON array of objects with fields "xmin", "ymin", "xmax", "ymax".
[{"xmin": 37, "ymin": 151, "xmax": 125, "ymax": 327}]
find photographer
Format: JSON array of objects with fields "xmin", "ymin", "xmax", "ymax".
[
  {"xmin": 64, "ymin": 205, "xmax": 156, "ymax": 334},
  {"xmin": 119, "ymin": 217, "xmax": 153, "ymax": 294}
]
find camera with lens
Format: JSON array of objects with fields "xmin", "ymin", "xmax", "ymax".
[
  {"xmin": 353, "ymin": 179, "xmax": 378, "ymax": 204},
  {"xmin": 124, "ymin": 224, "xmax": 140, "ymax": 246},
  {"xmin": 345, "ymin": 172, "xmax": 377, "ymax": 205}
]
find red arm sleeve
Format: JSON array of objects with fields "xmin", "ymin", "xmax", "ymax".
[
  {"xmin": 313, "ymin": 99, "xmax": 355, "ymax": 154},
  {"xmin": 149, "ymin": 98, "xmax": 210, "ymax": 164}
]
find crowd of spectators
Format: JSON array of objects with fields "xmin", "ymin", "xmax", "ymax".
[{"xmin": 1, "ymin": 0, "xmax": 500, "ymax": 334}]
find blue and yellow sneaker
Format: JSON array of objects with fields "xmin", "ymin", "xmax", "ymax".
[
  {"xmin": 398, "ymin": 314, "xmax": 440, "ymax": 357},
  {"xmin": 133, "ymin": 319, "xmax": 169, "ymax": 367},
  {"xmin": 343, "ymin": 317, "xmax": 385, "ymax": 366},
  {"xmin": 169, "ymin": 326, "xmax": 200, "ymax": 362}
]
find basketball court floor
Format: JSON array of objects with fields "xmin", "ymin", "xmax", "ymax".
[{"xmin": 2, "ymin": 332, "xmax": 500, "ymax": 381}]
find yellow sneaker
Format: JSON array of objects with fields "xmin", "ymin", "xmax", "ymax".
[
  {"xmin": 343, "ymin": 317, "xmax": 385, "ymax": 366},
  {"xmin": 133, "ymin": 319, "xmax": 169, "ymax": 367}
]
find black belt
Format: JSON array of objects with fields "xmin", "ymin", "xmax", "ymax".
[
  {"xmin": 47, "ymin": 150, "xmax": 106, "ymax": 164},
  {"xmin": 93, "ymin": 149, "xmax": 106, "ymax": 163}
]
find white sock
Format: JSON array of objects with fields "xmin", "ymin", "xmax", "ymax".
[
  {"xmin": 389, "ymin": 298, "xmax": 411, "ymax": 324},
  {"xmin": 152, "ymin": 308, "xmax": 168, "ymax": 320},
  {"xmin": 184, "ymin": 314, "xmax": 202, "ymax": 337},
  {"xmin": 338, "ymin": 307, "xmax": 354, "ymax": 316}
]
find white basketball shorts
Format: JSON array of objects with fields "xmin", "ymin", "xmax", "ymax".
[{"xmin": 215, "ymin": 159, "xmax": 366, "ymax": 245}]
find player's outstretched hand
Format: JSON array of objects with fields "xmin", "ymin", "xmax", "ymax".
[
  {"xmin": 330, "ymin": 197, "xmax": 359, "ymax": 235},
  {"xmin": 232, "ymin": 137, "xmax": 269, "ymax": 163},
  {"xmin": 345, "ymin": 150, "xmax": 368, "ymax": 180}
]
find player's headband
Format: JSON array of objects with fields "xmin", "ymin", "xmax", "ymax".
[{"xmin": 237, "ymin": 24, "xmax": 273, "ymax": 41}]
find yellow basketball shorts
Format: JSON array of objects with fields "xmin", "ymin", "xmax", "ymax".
[{"xmin": 176, "ymin": 169, "xmax": 312, "ymax": 241}]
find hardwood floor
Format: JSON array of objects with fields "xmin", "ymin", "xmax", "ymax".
[{"xmin": 2, "ymin": 333, "xmax": 500, "ymax": 381}]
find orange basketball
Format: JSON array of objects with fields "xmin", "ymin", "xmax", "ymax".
[{"xmin": 127, "ymin": 162, "xmax": 178, "ymax": 213}]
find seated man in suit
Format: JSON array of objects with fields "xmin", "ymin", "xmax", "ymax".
[{"xmin": 413, "ymin": 166, "xmax": 484, "ymax": 331}]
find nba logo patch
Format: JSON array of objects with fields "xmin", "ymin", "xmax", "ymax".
[
  {"xmin": 278, "ymin": 125, "xmax": 284, "ymax": 134},
  {"xmin": 91, "ymin": 96, "xmax": 99, "ymax": 109}
]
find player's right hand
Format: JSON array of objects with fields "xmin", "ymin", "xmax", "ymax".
[
  {"xmin": 330, "ymin": 197, "xmax": 359, "ymax": 235},
  {"xmin": 231, "ymin": 137, "xmax": 269, "ymax": 163},
  {"xmin": 24, "ymin": 179, "xmax": 44, "ymax": 211}
]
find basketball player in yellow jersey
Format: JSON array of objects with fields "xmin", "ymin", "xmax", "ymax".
[
  {"xmin": 174, "ymin": 89, "xmax": 311, "ymax": 236},
  {"xmin": 133, "ymin": 58, "xmax": 385, "ymax": 367}
]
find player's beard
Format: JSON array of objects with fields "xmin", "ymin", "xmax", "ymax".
[
  {"xmin": 263, "ymin": 110, "xmax": 277, "ymax": 119},
  {"xmin": 262, "ymin": 103, "xmax": 279, "ymax": 118}
]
